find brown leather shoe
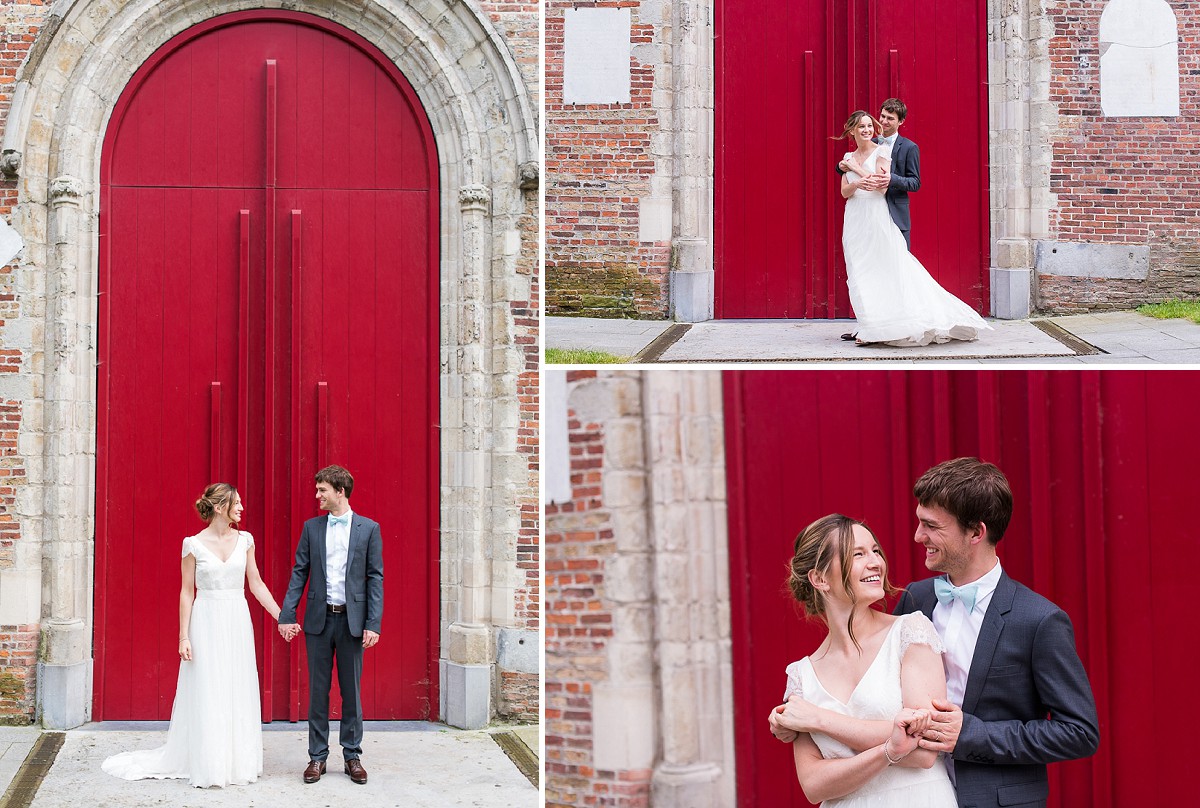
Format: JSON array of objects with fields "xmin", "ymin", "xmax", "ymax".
[
  {"xmin": 344, "ymin": 758, "xmax": 368, "ymax": 784},
  {"xmin": 304, "ymin": 760, "xmax": 326, "ymax": 783}
]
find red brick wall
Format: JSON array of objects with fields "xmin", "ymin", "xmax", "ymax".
[
  {"xmin": 0, "ymin": 625, "xmax": 36, "ymax": 722},
  {"xmin": 1042, "ymin": 0, "xmax": 1200, "ymax": 312},
  {"xmin": 545, "ymin": 371, "xmax": 651, "ymax": 807},
  {"xmin": 546, "ymin": 1, "xmax": 670, "ymax": 318},
  {"xmin": 501, "ymin": 186, "xmax": 542, "ymax": 722},
  {"xmin": 0, "ymin": 2, "xmax": 46, "ymax": 724}
]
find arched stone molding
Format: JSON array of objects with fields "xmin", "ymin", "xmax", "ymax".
[{"xmin": 8, "ymin": 0, "xmax": 537, "ymax": 729}]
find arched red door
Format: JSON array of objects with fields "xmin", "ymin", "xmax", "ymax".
[
  {"xmin": 95, "ymin": 11, "xmax": 439, "ymax": 722},
  {"xmin": 715, "ymin": 0, "xmax": 989, "ymax": 318}
]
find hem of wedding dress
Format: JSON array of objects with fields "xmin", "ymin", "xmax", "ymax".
[{"xmin": 854, "ymin": 321, "xmax": 992, "ymax": 347}]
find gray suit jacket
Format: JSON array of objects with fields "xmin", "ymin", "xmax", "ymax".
[
  {"xmin": 895, "ymin": 572, "xmax": 1099, "ymax": 808},
  {"xmin": 279, "ymin": 512, "xmax": 384, "ymax": 638},
  {"xmin": 883, "ymin": 134, "xmax": 921, "ymax": 233}
]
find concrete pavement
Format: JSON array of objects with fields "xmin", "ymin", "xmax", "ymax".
[
  {"xmin": 545, "ymin": 311, "xmax": 1200, "ymax": 364},
  {"xmin": 0, "ymin": 722, "xmax": 537, "ymax": 808}
]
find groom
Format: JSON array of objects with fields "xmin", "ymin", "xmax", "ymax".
[
  {"xmin": 771, "ymin": 458, "xmax": 1099, "ymax": 808},
  {"xmin": 837, "ymin": 97, "xmax": 921, "ymax": 248},
  {"xmin": 279, "ymin": 464, "xmax": 384, "ymax": 785}
]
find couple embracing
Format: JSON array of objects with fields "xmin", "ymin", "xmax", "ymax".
[
  {"xmin": 835, "ymin": 99, "xmax": 992, "ymax": 347},
  {"xmin": 102, "ymin": 465, "xmax": 383, "ymax": 788},
  {"xmin": 771, "ymin": 458, "xmax": 1099, "ymax": 808}
]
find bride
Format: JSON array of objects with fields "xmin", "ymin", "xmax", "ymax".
[
  {"xmin": 102, "ymin": 483, "xmax": 284, "ymax": 788},
  {"xmin": 769, "ymin": 514, "xmax": 957, "ymax": 807},
  {"xmin": 837, "ymin": 111, "xmax": 991, "ymax": 347}
]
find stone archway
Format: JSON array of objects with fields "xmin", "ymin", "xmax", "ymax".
[{"xmin": 7, "ymin": 0, "xmax": 536, "ymax": 729}]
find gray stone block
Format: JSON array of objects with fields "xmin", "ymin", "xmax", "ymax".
[
  {"xmin": 991, "ymin": 266, "xmax": 1032, "ymax": 319},
  {"xmin": 37, "ymin": 660, "xmax": 90, "ymax": 729},
  {"xmin": 496, "ymin": 628, "xmax": 538, "ymax": 674},
  {"xmin": 1036, "ymin": 241, "xmax": 1149, "ymax": 279},
  {"xmin": 440, "ymin": 660, "xmax": 490, "ymax": 730}
]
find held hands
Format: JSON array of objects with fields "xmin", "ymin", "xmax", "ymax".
[
  {"xmin": 768, "ymin": 705, "xmax": 800, "ymax": 743},
  {"xmin": 278, "ymin": 623, "xmax": 302, "ymax": 642},
  {"xmin": 917, "ymin": 698, "xmax": 963, "ymax": 753},
  {"xmin": 770, "ymin": 693, "xmax": 823, "ymax": 742},
  {"xmin": 886, "ymin": 707, "xmax": 931, "ymax": 762}
]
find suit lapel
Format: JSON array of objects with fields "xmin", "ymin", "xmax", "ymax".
[
  {"xmin": 347, "ymin": 515, "xmax": 361, "ymax": 570},
  {"xmin": 315, "ymin": 515, "xmax": 329, "ymax": 582},
  {"xmin": 961, "ymin": 571, "xmax": 1016, "ymax": 715}
]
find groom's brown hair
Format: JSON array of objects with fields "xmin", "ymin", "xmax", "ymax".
[
  {"xmin": 881, "ymin": 97, "xmax": 907, "ymax": 121},
  {"xmin": 315, "ymin": 464, "xmax": 355, "ymax": 498},
  {"xmin": 913, "ymin": 457, "xmax": 1012, "ymax": 544}
]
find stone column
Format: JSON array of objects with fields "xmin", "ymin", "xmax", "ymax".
[
  {"xmin": 36, "ymin": 175, "xmax": 95, "ymax": 729},
  {"xmin": 440, "ymin": 183, "xmax": 493, "ymax": 730},
  {"xmin": 669, "ymin": 0, "xmax": 715, "ymax": 322},
  {"xmin": 989, "ymin": 0, "xmax": 1053, "ymax": 318},
  {"xmin": 573, "ymin": 372, "xmax": 661, "ymax": 774},
  {"xmin": 643, "ymin": 371, "xmax": 735, "ymax": 807}
]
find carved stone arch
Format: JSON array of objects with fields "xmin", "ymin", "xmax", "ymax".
[{"xmin": 10, "ymin": 0, "xmax": 536, "ymax": 728}]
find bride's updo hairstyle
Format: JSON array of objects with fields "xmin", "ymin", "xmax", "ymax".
[
  {"xmin": 195, "ymin": 483, "xmax": 238, "ymax": 524},
  {"xmin": 832, "ymin": 111, "xmax": 880, "ymax": 141},
  {"xmin": 787, "ymin": 514, "xmax": 899, "ymax": 652}
]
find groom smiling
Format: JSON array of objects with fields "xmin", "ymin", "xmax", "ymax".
[{"xmin": 772, "ymin": 458, "xmax": 1099, "ymax": 808}]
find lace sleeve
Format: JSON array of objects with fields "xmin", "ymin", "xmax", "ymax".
[
  {"xmin": 783, "ymin": 660, "xmax": 805, "ymax": 702},
  {"xmin": 242, "ymin": 531, "xmax": 254, "ymax": 550},
  {"xmin": 181, "ymin": 537, "xmax": 195, "ymax": 559},
  {"xmin": 899, "ymin": 612, "xmax": 945, "ymax": 657},
  {"xmin": 876, "ymin": 141, "xmax": 893, "ymax": 162}
]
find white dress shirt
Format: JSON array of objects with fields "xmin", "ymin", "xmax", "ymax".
[
  {"xmin": 325, "ymin": 510, "xmax": 353, "ymax": 606},
  {"xmin": 932, "ymin": 558, "xmax": 1002, "ymax": 707}
]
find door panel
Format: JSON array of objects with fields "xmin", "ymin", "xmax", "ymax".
[
  {"xmin": 715, "ymin": 0, "xmax": 989, "ymax": 318},
  {"xmin": 96, "ymin": 11, "xmax": 438, "ymax": 722}
]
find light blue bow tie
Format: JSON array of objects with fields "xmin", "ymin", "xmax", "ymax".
[
  {"xmin": 933, "ymin": 577, "xmax": 979, "ymax": 612},
  {"xmin": 328, "ymin": 513, "xmax": 350, "ymax": 528}
]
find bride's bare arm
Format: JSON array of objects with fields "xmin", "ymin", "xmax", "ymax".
[
  {"xmin": 245, "ymin": 538, "xmax": 282, "ymax": 621},
  {"xmin": 772, "ymin": 644, "xmax": 943, "ymax": 768},
  {"xmin": 791, "ymin": 728, "xmax": 892, "ymax": 804},
  {"xmin": 179, "ymin": 554, "xmax": 196, "ymax": 660},
  {"xmin": 896, "ymin": 640, "xmax": 949, "ymax": 768}
]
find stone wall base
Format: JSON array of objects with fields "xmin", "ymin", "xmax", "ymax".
[
  {"xmin": 1036, "ymin": 236, "xmax": 1200, "ymax": 313},
  {"xmin": 36, "ymin": 660, "xmax": 90, "ymax": 729},
  {"xmin": 440, "ymin": 661, "xmax": 490, "ymax": 729},
  {"xmin": 651, "ymin": 762, "xmax": 724, "ymax": 807}
]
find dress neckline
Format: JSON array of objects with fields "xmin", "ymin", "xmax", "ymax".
[
  {"xmin": 804, "ymin": 616, "xmax": 902, "ymax": 706},
  {"xmin": 194, "ymin": 531, "xmax": 241, "ymax": 564}
]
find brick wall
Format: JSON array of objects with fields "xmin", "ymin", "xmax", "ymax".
[
  {"xmin": 0, "ymin": 625, "xmax": 35, "ymax": 722},
  {"xmin": 1041, "ymin": 0, "xmax": 1200, "ymax": 312},
  {"xmin": 545, "ymin": 370, "xmax": 651, "ymax": 807},
  {"xmin": 0, "ymin": 1, "xmax": 48, "ymax": 724},
  {"xmin": 500, "ymin": 183, "xmax": 541, "ymax": 722},
  {"xmin": 546, "ymin": 1, "xmax": 671, "ymax": 318}
]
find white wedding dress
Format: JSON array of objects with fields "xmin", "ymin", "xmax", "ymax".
[
  {"xmin": 842, "ymin": 144, "xmax": 992, "ymax": 346},
  {"xmin": 102, "ymin": 532, "xmax": 263, "ymax": 788},
  {"xmin": 784, "ymin": 612, "xmax": 958, "ymax": 807}
]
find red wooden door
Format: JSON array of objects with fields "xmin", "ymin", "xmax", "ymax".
[
  {"xmin": 723, "ymin": 370, "xmax": 1200, "ymax": 806},
  {"xmin": 715, "ymin": 0, "xmax": 989, "ymax": 318},
  {"xmin": 95, "ymin": 11, "xmax": 439, "ymax": 722}
]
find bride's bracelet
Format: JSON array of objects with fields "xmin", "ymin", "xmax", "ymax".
[{"xmin": 882, "ymin": 740, "xmax": 907, "ymax": 765}]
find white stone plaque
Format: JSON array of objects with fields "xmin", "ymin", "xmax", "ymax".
[
  {"xmin": 1099, "ymin": 0, "xmax": 1180, "ymax": 117},
  {"xmin": 544, "ymin": 370, "xmax": 573, "ymax": 505},
  {"xmin": 563, "ymin": 8, "xmax": 632, "ymax": 105}
]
